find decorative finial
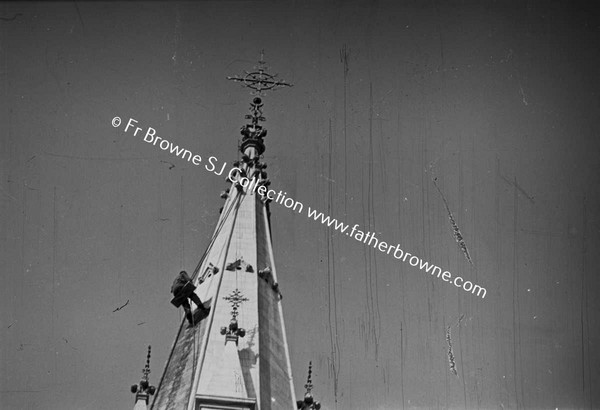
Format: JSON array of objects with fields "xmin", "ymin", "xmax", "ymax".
[
  {"xmin": 131, "ymin": 346, "xmax": 156, "ymax": 404},
  {"xmin": 227, "ymin": 52, "xmax": 293, "ymax": 96},
  {"xmin": 297, "ymin": 361, "xmax": 321, "ymax": 410},
  {"xmin": 227, "ymin": 52, "xmax": 292, "ymax": 158},
  {"xmin": 220, "ymin": 289, "xmax": 249, "ymax": 344},
  {"xmin": 239, "ymin": 97, "xmax": 268, "ymax": 157},
  {"xmin": 246, "ymin": 97, "xmax": 266, "ymax": 126},
  {"xmin": 305, "ymin": 361, "xmax": 313, "ymax": 394},
  {"xmin": 223, "ymin": 288, "xmax": 249, "ymax": 320}
]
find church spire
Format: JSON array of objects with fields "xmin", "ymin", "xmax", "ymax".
[
  {"xmin": 150, "ymin": 54, "xmax": 297, "ymax": 410},
  {"xmin": 130, "ymin": 346, "xmax": 156, "ymax": 410}
]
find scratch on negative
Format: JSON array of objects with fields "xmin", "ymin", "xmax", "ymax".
[
  {"xmin": 339, "ymin": 44, "xmax": 350, "ymax": 74},
  {"xmin": 0, "ymin": 187, "xmax": 17, "ymax": 202},
  {"xmin": 160, "ymin": 160, "xmax": 175, "ymax": 169},
  {"xmin": 500, "ymin": 175, "xmax": 534, "ymax": 204},
  {"xmin": 73, "ymin": 2, "xmax": 86, "ymax": 34},
  {"xmin": 63, "ymin": 338, "xmax": 79, "ymax": 351},
  {"xmin": 0, "ymin": 13, "xmax": 23, "ymax": 21},
  {"xmin": 446, "ymin": 325, "xmax": 458, "ymax": 377},
  {"xmin": 43, "ymin": 151, "xmax": 157, "ymax": 161},
  {"xmin": 112, "ymin": 299, "xmax": 129, "ymax": 312},
  {"xmin": 518, "ymin": 81, "xmax": 529, "ymax": 106},
  {"xmin": 432, "ymin": 177, "xmax": 474, "ymax": 266},
  {"xmin": 319, "ymin": 174, "xmax": 335, "ymax": 183}
]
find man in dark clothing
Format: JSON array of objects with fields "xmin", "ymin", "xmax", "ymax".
[{"xmin": 170, "ymin": 271, "xmax": 209, "ymax": 326}]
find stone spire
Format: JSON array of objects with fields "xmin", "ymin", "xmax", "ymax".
[
  {"xmin": 131, "ymin": 346, "xmax": 156, "ymax": 410},
  {"xmin": 150, "ymin": 54, "xmax": 296, "ymax": 410}
]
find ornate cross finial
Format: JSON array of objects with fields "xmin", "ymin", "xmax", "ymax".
[
  {"xmin": 223, "ymin": 288, "xmax": 249, "ymax": 320},
  {"xmin": 228, "ymin": 52, "xmax": 292, "ymax": 157},
  {"xmin": 220, "ymin": 289, "xmax": 249, "ymax": 343},
  {"xmin": 227, "ymin": 51, "xmax": 293, "ymax": 96},
  {"xmin": 131, "ymin": 345, "xmax": 156, "ymax": 403}
]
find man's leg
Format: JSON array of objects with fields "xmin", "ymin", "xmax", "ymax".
[
  {"xmin": 181, "ymin": 299, "xmax": 194, "ymax": 326},
  {"xmin": 189, "ymin": 292, "xmax": 207, "ymax": 312}
]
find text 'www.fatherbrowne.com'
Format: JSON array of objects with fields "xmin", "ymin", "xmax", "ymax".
[
  {"xmin": 305, "ymin": 209, "xmax": 486, "ymax": 299},
  {"xmin": 112, "ymin": 116, "xmax": 486, "ymax": 299}
]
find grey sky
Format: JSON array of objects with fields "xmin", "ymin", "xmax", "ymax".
[{"xmin": 1, "ymin": 1, "xmax": 599, "ymax": 409}]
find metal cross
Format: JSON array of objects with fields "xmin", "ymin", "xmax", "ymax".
[
  {"xmin": 223, "ymin": 288, "xmax": 249, "ymax": 319},
  {"xmin": 227, "ymin": 51, "xmax": 293, "ymax": 96}
]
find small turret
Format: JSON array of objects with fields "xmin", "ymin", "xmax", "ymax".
[
  {"xmin": 297, "ymin": 362, "xmax": 321, "ymax": 410},
  {"xmin": 130, "ymin": 346, "xmax": 156, "ymax": 410}
]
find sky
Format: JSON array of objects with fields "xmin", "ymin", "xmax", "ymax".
[{"xmin": 1, "ymin": 1, "xmax": 600, "ymax": 409}]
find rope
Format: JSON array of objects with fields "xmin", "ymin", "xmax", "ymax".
[
  {"xmin": 191, "ymin": 188, "xmax": 242, "ymax": 281},
  {"xmin": 189, "ymin": 190, "xmax": 244, "ymax": 393},
  {"xmin": 150, "ymin": 189, "xmax": 243, "ymax": 409}
]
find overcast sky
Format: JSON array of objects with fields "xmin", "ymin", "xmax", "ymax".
[{"xmin": 1, "ymin": 1, "xmax": 599, "ymax": 409}]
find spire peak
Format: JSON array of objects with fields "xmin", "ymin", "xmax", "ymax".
[{"xmin": 228, "ymin": 53, "xmax": 292, "ymax": 157}]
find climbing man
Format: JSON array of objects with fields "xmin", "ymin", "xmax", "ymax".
[{"xmin": 170, "ymin": 270, "xmax": 210, "ymax": 327}]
